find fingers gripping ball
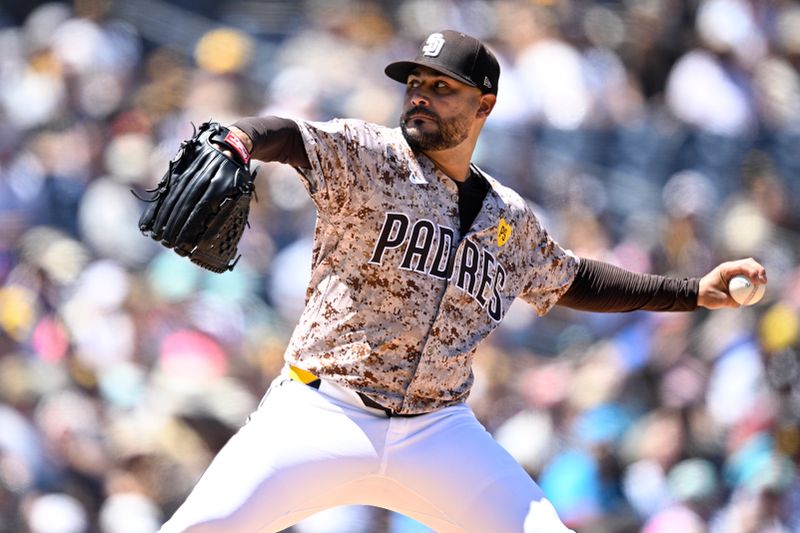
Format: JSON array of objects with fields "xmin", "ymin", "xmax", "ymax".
[
  {"xmin": 728, "ymin": 274, "xmax": 766, "ymax": 306},
  {"xmin": 135, "ymin": 121, "xmax": 257, "ymax": 273}
]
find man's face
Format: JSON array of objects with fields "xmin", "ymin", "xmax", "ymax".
[{"xmin": 400, "ymin": 67, "xmax": 482, "ymax": 152}]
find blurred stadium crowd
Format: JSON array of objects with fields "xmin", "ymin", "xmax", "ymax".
[{"xmin": 1, "ymin": 0, "xmax": 800, "ymax": 531}]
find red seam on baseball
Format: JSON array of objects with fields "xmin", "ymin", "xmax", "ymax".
[{"xmin": 744, "ymin": 284, "xmax": 756, "ymax": 305}]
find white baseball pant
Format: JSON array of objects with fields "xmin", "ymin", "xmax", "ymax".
[{"xmin": 159, "ymin": 367, "xmax": 574, "ymax": 532}]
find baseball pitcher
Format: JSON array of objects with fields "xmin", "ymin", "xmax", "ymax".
[{"xmin": 155, "ymin": 30, "xmax": 768, "ymax": 532}]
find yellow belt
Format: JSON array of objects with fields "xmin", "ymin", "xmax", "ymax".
[
  {"xmin": 287, "ymin": 365, "xmax": 423, "ymax": 418},
  {"xmin": 288, "ymin": 364, "xmax": 322, "ymax": 388}
]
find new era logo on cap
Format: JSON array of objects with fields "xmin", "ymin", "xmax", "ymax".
[{"xmin": 384, "ymin": 30, "xmax": 500, "ymax": 95}]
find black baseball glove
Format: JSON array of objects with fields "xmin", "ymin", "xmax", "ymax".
[{"xmin": 136, "ymin": 121, "xmax": 256, "ymax": 273}]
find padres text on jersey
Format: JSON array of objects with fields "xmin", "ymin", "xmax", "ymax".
[{"xmin": 369, "ymin": 212, "xmax": 507, "ymax": 321}]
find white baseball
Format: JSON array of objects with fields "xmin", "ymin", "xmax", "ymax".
[{"xmin": 728, "ymin": 274, "xmax": 766, "ymax": 306}]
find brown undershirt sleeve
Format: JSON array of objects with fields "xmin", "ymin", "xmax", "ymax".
[
  {"xmin": 557, "ymin": 258, "xmax": 700, "ymax": 312},
  {"xmin": 231, "ymin": 116, "xmax": 310, "ymax": 168}
]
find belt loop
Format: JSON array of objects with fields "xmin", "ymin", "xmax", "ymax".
[{"xmin": 357, "ymin": 392, "xmax": 395, "ymax": 417}]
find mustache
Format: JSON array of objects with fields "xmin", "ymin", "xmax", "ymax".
[{"xmin": 403, "ymin": 107, "xmax": 439, "ymax": 122}]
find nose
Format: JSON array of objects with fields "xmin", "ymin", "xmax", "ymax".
[{"xmin": 408, "ymin": 88, "xmax": 429, "ymax": 107}]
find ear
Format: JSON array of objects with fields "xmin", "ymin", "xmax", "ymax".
[{"xmin": 476, "ymin": 94, "xmax": 496, "ymax": 119}]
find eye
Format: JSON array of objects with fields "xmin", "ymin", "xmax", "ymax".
[
  {"xmin": 407, "ymin": 78, "xmax": 421, "ymax": 88},
  {"xmin": 434, "ymin": 80, "xmax": 451, "ymax": 92}
]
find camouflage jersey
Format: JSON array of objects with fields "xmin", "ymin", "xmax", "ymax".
[{"xmin": 284, "ymin": 118, "xmax": 579, "ymax": 414}]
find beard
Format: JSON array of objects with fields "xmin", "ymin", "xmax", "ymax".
[{"xmin": 400, "ymin": 107, "xmax": 470, "ymax": 151}]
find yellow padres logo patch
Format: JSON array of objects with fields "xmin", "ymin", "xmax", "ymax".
[{"xmin": 497, "ymin": 218, "xmax": 511, "ymax": 247}]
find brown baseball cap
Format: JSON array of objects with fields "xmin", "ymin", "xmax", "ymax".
[{"xmin": 385, "ymin": 30, "xmax": 500, "ymax": 95}]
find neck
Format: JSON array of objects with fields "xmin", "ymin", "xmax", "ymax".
[{"xmin": 422, "ymin": 137, "xmax": 477, "ymax": 183}]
